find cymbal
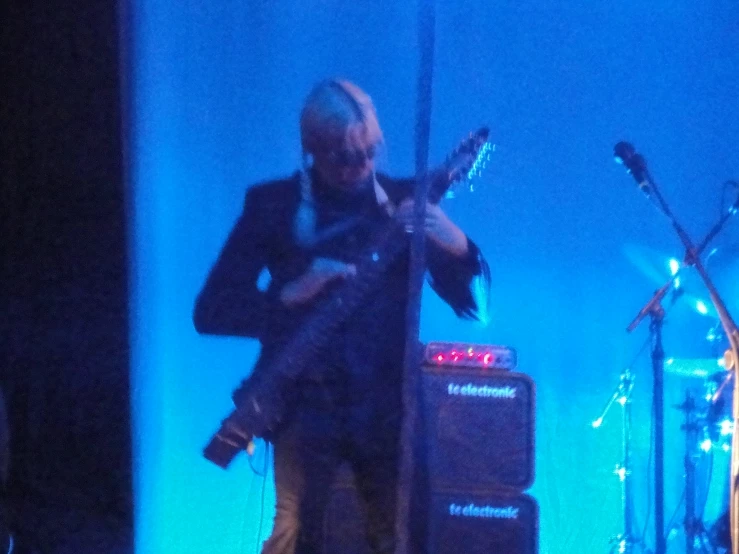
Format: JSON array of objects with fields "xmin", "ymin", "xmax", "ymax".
[
  {"xmin": 624, "ymin": 242, "xmax": 739, "ymax": 318},
  {"xmin": 664, "ymin": 357, "xmax": 726, "ymax": 378},
  {"xmin": 622, "ymin": 243, "xmax": 716, "ymax": 318}
]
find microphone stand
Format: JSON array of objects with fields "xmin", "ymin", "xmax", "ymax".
[
  {"xmin": 617, "ymin": 146, "xmax": 739, "ymax": 554},
  {"xmin": 642, "ymin": 171, "xmax": 739, "ymax": 554},
  {"xmin": 627, "ymin": 285, "xmax": 667, "ymax": 554}
]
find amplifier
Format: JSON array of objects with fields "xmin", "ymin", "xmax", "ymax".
[
  {"xmin": 323, "ymin": 473, "xmax": 538, "ymax": 554},
  {"xmin": 423, "ymin": 342, "xmax": 517, "ymax": 371},
  {"xmin": 421, "ymin": 366, "xmax": 535, "ymax": 491}
]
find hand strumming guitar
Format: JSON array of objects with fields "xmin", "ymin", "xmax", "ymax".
[{"xmin": 279, "ymin": 257, "xmax": 357, "ymax": 306}]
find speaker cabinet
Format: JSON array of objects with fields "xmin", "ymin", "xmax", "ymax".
[
  {"xmin": 323, "ymin": 475, "xmax": 539, "ymax": 554},
  {"xmin": 421, "ymin": 367, "xmax": 535, "ymax": 491},
  {"xmin": 323, "ymin": 366, "xmax": 536, "ymax": 553},
  {"xmin": 428, "ymin": 491, "xmax": 538, "ymax": 554}
]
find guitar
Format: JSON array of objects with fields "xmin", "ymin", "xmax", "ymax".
[{"xmin": 203, "ymin": 127, "xmax": 492, "ymax": 468}]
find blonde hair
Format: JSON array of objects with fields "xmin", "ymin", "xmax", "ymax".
[
  {"xmin": 294, "ymin": 80, "xmax": 388, "ymax": 247},
  {"xmin": 299, "ymin": 79, "xmax": 383, "ymax": 156}
]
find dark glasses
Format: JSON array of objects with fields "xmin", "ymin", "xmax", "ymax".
[{"xmin": 327, "ymin": 144, "xmax": 378, "ymax": 168}]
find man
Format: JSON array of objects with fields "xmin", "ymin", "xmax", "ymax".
[{"xmin": 194, "ymin": 79, "xmax": 489, "ymax": 554}]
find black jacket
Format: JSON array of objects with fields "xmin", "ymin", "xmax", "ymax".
[{"xmin": 193, "ymin": 171, "xmax": 488, "ymax": 397}]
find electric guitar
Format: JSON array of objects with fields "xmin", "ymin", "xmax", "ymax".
[{"xmin": 203, "ymin": 127, "xmax": 492, "ymax": 468}]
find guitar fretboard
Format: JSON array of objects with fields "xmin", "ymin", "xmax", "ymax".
[{"xmin": 268, "ymin": 220, "xmax": 410, "ymax": 379}]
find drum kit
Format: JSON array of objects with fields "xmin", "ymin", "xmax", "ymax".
[{"xmin": 595, "ymin": 241, "xmax": 738, "ymax": 554}]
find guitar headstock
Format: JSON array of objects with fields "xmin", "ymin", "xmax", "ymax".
[{"xmin": 430, "ymin": 127, "xmax": 493, "ymax": 202}]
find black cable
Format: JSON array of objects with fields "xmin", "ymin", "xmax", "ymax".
[
  {"xmin": 641, "ymin": 392, "xmax": 655, "ymax": 545},
  {"xmin": 254, "ymin": 442, "xmax": 270, "ymax": 554},
  {"xmin": 623, "ymin": 330, "xmax": 653, "ymax": 545},
  {"xmin": 629, "ymin": 320, "xmax": 664, "ymax": 546},
  {"xmin": 664, "ymin": 485, "xmax": 686, "ymax": 541},
  {"xmin": 248, "ymin": 440, "xmax": 267, "ymax": 477},
  {"xmin": 629, "ymin": 334, "xmax": 654, "ymax": 369},
  {"xmin": 698, "ymin": 448, "xmax": 714, "ymax": 521}
]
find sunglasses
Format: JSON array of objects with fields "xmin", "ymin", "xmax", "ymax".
[{"xmin": 326, "ymin": 144, "xmax": 378, "ymax": 168}]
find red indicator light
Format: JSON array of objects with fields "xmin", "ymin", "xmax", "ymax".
[{"xmin": 423, "ymin": 342, "xmax": 514, "ymax": 371}]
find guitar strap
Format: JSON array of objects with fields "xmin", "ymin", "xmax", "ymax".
[{"xmin": 293, "ymin": 168, "xmax": 395, "ymax": 249}]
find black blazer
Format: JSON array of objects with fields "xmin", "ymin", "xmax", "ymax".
[{"xmin": 193, "ymin": 171, "xmax": 489, "ymax": 382}]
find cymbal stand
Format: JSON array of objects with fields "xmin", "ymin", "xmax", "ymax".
[
  {"xmin": 678, "ymin": 390, "xmax": 718, "ymax": 554},
  {"xmin": 593, "ymin": 369, "xmax": 650, "ymax": 553}
]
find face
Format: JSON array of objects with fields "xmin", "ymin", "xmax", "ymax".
[{"xmin": 311, "ymin": 124, "xmax": 378, "ymax": 193}]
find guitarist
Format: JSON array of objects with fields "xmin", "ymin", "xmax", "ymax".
[{"xmin": 194, "ymin": 79, "xmax": 490, "ymax": 554}]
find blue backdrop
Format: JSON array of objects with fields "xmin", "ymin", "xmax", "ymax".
[{"xmin": 124, "ymin": 1, "xmax": 739, "ymax": 552}]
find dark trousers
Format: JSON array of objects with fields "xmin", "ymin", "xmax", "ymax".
[{"xmin": 261, "ymin": 389, "xmax": 401, "ymax": 554}]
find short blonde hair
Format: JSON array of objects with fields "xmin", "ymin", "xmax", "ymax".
[{"xmin": 299, "ymin": 79, "xmax": 383, "ymax": 155}]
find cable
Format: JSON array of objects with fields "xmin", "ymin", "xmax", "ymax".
[
  {"xmin": 664, "ymin": 486, "xmax": 687, "ymax": 541},
  {"xmin": 625, "ymin": 332, "xmax": 653, "ymax": 543},
  {"xmin": 699, "ymin": 448, "xmax": 714, "ymax": 521},
  {"xmin": 628, "ymin": 334, "xmax": 653, "ymax": 370},
  {"xmin": 640, "ymin": 392, "xmax": 655, "ymax": 546},
  {"xmin": 248, "ymin": 440, "xmax": 267, "ymax": 477},
  {"xmin": 254, "ymin": 442, "xmax": 270, "ymax": 554},
  {"xmin": 629, "ymin": 287, "xmax": 686, "ymax": 547}
]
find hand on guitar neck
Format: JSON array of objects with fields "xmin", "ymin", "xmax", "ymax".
[{"xmin": 394, "ymin": 200, "xmax": 470, "ymax": 258}]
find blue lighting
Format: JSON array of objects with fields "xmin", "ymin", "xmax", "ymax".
[
  {"xmin": 121, "ymin": 1, "xmax": 739, "ymax": 552},
  {"xmin": 696, "ymin": 300, "xmax": 709, "ymax": 315}
]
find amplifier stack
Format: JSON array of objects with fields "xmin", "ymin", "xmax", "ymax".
[{"xmin": 324, "ymin": 342, "xmax": 537, "ymax": 553}]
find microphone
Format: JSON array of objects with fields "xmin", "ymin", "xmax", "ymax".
[{"xmin": 614, "ymin": 141, "xmax": 650, "ymax": 197}]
